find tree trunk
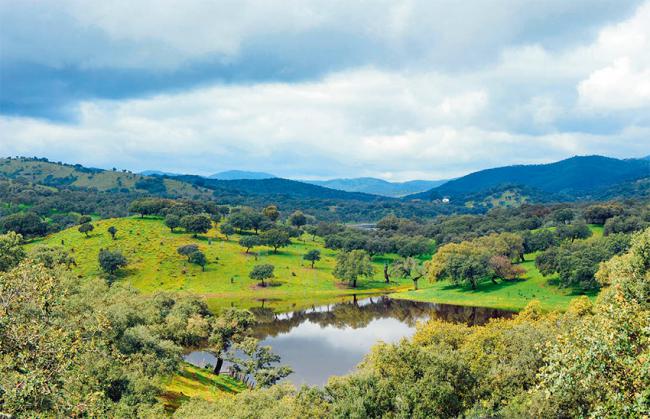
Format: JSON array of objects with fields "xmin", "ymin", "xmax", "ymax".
[
  {"xmin": 413, "ymin": 279, "xmax": 418, "ymax": 290},
  {"xmin": 384, "ymin": 264, "xmax": 390, "ymax": 283},
  {"xmin": 213, "ymin": 357, "xmax": 224, "ymax": 375},
  {"xmin": 311, "ymin": 260, "xmax": 315, "ymax": 268},
  {"xmin": 352, "ymin": 278, "xmax": 357, "ymax": 288},
  {"xmin": 491, "ymin": 276, "xmax": 498, "ymax": 285}
]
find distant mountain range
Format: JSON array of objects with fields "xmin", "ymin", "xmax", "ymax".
[
  {"xmin": 304, "ymin": 177, "xmax": 448, "ymax": 197},
  {"xmin": 208, "ymin": 170, "xmax": 276, "ymax": 180},
  {"xmin": 407, "ymin": 155, "xmax": 650, "ymax": 201}
]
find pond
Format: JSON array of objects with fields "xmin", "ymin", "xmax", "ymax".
[{"xmin": 185, "ymin": 295, "xmax": 513, "ymax": 386}]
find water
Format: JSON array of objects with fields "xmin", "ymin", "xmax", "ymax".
[{"xmin": 184, "ymin": 296, "xmax": 512, "ymax": 386}]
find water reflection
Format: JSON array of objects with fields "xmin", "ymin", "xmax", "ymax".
[{"xmin": 185, "ymin": 296, "xmax": 513, "ymax": 386}]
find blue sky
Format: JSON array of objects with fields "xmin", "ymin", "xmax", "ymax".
[{"xmin": 1, "ymin": 0, "xmax": 649, "ymax": 180}]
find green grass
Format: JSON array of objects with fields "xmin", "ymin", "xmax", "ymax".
[
  {"xmin": 28, "ymin": 217, "xmax": 417, "ymax": 312},
  {"xmin": 161, "ymin": 362, "xmax": 245, "ymax": 411},
  {"xmin": 391, "ymin": 252, "xmax": 597, "ymax": 312}
]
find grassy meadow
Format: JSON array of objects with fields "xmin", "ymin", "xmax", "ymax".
[{"xmin": 28, "ymin": 217, "xmax": 416, "ymax": 312}]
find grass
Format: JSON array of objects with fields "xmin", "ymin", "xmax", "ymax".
[
  {"xmin": 160, "ymin": 362, "xmax": 246, "ymax": 411},
  {"xmin": 391, "ymin": 252, "xmax": 597, "ymax": 312},
  {"xmin": 28, "ymin": 217, "xmax": 417, "ymax": 312}
]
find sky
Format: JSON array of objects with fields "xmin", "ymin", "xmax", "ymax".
[{"xmin": 1, "ymin": 0, "xmax": 649, "ymax": 181}]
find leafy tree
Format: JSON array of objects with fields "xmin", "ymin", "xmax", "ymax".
[
  {"xmin": 396, "ymin": 236, "xmax": 431, "ymax": 258},
  {"xmin": 229, "ymin": 210, "xmax": 253, "ymax": 232},
  {"xmin": 428, "ymin": 241, "xmax": 491, "ymax": 289},
  {"xmin": 260, "ymin": 228, "xmax": 291, "ymax": 254},
  {"xmin": 303, "ymin": 249, "xmax": 321, "ymax": 268},
  {"xmin": 78, "ymin": 215, "xmax": 92, "ymax": 225},
  {"xmin": 583, "ymin": 204, "xmax": 623, "ymax": 224},
  {"xmin": 333, "ymin": 250, "xmax": 374, "ymax": 288},
  {"xmin": 219, "ymin": 223, "xmax": 235, "ymax": 240},
  {"xmin": 181, "ymin": 214, "xmax": 212, "ymax": 237},
  {"xmin": 239, "ymin": 235, "xmax": 261, "ymax": 253},
  {"xmin": 376, "ymin": 214, "xmax": 400, "ymax": 231},
  {"xmin": 522, "ymin": 229, "xmax": 557, "ymax": 253},
  {"xmin": 98, "ymin": 248, "xmax": 128, "ymax": 277},
  {"xmin": 604, "ymin": 215, "xmax": 645, "ymax": 236},
  {"xmin": 552, "ymin": 208, "xmax": 575, "ymax": 225},
  {"xmin": 177, "ymin": 244, "xmax": 199, "ymax": 261},
  {"xmin": 30, "ymin": 246, "xmax": 76, "ymax": 269},
  {"xmin": 227, "ymin": 337, "xmax": 292, "ymax": 388},
  {"xmin": 0, "ymin": 212, "xmax": 47, "ymax": 238},
  {"xmin": 78, "ymin": 222, "xmax": 94, "ymax": 237},
  {"xmin": 208, "ymin": 308, "xmax": 256, "ymax": 374},
  {"xmin": 488, "ymin": 255, "xmax": 525, "ymax": 282},
  {"xmin": 263, "ymin": 205, "xmax": 280, "ymax": 222},
  {"xmin": 0, "ymin": 232, "xmax": 25, "ymax": 272},
  {"xmin": 556, "ymin": 221, "xmax": 592, "ymax": 243},
  {"xmin": 390, "ymin": 257, "xmax": 425, "ymax": 290},
  {"xmin": 188, "ymin": 250, "xmax": 207, "ymax": 271},
  {"xmin": 128, "ymin": 198, "xmax": 167, "ymax": 217},
  {"xmin": 289, "ymin": 211, "xmax": 307, "ymax": 228},
  {"xmin": 249, "ymin": 264, "xmax": 275, "ymax": 287},
  {"xmin": 165, "ymin": 214, "xmax": 181, "ymax": 232},
  {"xmin": 107, "ymin": 225, "xmax": 117, "ymax": 240}
]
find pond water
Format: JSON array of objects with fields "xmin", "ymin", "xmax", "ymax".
[{"xmin": 185, "ymin": 296, "xmax": 513, "ymax": 386}]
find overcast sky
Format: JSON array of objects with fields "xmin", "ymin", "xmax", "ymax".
[{"xmin": 1, "ymin": 0, "xmax": 649, "ymax": 180}]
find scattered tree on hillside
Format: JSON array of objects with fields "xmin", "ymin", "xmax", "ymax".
[
  {"xmin": 177, "ymin": 244, "xmax": 199, "ymax": 261},
  {"xmin": 165, "ymin": 214, "xmax": 181, "ymax": 232},
  {"xmin": 289, "ymin": 211, "xmax": 307, "ymax": 228},
  {"xmin": 552, "ymin": 208, "xmax": 575, "ymax": 225},
  {"xmin": 78, "ymin": 215, "xmax": 92, "ymax": 225},
  {"xmin": 98, "ymin": 249, "xmax": 128, "ymax": 278},
  {"xmin": 263, "ymin": 205, "xmax": 280, "ymax": 222},
  {"xmin": 0, "ymin": 212, "xmax": 48, "ymax": 238},
  {"xmin": 249, "ymin": 264, "xmax": 275, "ymax": 287},
  {"xmin": 333, "ymin": 250, "xmax": 374, "ymax": 288},
  {"xmin": 303, "ymin": 249, "xmax": 321, "ymax": 268},
  {"xmin": 219, "ymin": 223, "xmax": 235, "ymax": 241},
  {"xmin": 78, "ymin": 222, "xmax": 94, "ymax": 237},
  {"xmin": 30, "ymin": 246, "xmax": 76, "ymax": 269},
  {"xmin": 239, "ymin": 236, "xmax": 261, "ymax": 254},
  {"xmin": 260, "ymin": 229, "xmax": 291, "ymax": 254},
  {"xmin": 181, "ymin": 214, "xmax": 212, "ymax": 237},
  {"xmin": 108, "ymin": 226, "xmax": 117, "ymax": 240},
  {"xmin": 189, "ymin": 250, "xmax": 207, "ymax": 271},
  {"xmin": 488, "ymin": 255, "xmax": 525, "ymax": 282}
]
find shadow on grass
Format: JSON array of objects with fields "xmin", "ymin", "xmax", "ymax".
[{"xmin": 438, "ymin": 278, "xmax": 523, "ymax": 294}]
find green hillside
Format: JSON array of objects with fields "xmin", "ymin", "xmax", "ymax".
[
  {"xmin": 28, "ymin": 217, "xmax": 416, "ymax": 312},
  {"xmin": 0, "ymin": 158, "xmax": 210, "ymax": 198}
]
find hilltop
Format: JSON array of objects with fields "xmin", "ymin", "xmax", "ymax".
[{"xmin": 305, "ymin": 177, "xmax": 448, "ymax": 197}]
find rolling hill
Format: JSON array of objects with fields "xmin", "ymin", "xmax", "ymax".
[
  {"xmin": 304, "ymin": 177, "xmax": 447, "ymax": 197},
  {"xmin": 208, "ymin": 170, "xmax": 276, "ymax": 180},
  {"xmin": 408, "ymin": 155, "xmax": 650, "ymax": 201}
]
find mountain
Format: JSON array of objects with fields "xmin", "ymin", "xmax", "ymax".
[
  {"xmin": 0, "ymin": 157, "xmax": 211, "ymax": 198},
  {"xmin": 174, "ymin": 175, "xmax": 385, "ymax": 201},
  {"xmin": 304, "ymin": 177, "xmax": 448, "ymax": 197},
  {"xmin": 208, "ymin": 170, "xmax": 276, "ymax": 180},
  {"xmin": 139, "ymin": 170, "xmax": 182, "ymax": 177},
  {"xmin": 407, "ymin": 155, "xmax": 650, "ymax": 201}
]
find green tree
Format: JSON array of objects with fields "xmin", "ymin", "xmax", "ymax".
[
  {"xmin": 188, "ymin": 250, "xmax": 207, "ymax": 271},
  {"xmin": 390, "ymin": 257, "xmax": 426, "ymax": 290},
  {"xmin": 98, "ymin": 249, "xmax": 128, "ymax": 277},
  {"xmin": 78, "ymin": 222, "xmax": 94, "ymax": 237},
  {"xmin": 107, "ymin": 225, "xmax": 117, "ymax": 240},
  {"xmin": 181, "ymin": 214, "xmax": 212, "ymax": 237},
  {"xmin": 289, "ymin": 211, "xmax": 307, "ymax": 228},
  {"xmin": 249, "ymin": 264, "xmax": 275, "ymax": 287},
  {"xmin": 165, "ymin": 214, "xmax": 181, "ymax": 232},
  {"xmin": 177, "ymin": 244, "xmax": 199, "ymax": 261},
  {"xmin": 227, "ymin": 337, "xmax": 292, "ymax": 388},
  {"xmin": 303, "ymin": 249, "xmax": 321, "ymax": 268},
  {"xmin": 333, "ymin": 250, "xmax": 374, "ymax": 288},
  {"xmin": 263, "ymin": 205, "xmax": 280, "ymax": 222},
  {"xmin": 428, "ymin": 241, "xmax": 491, "ymax": 290},
  {"xmin": 219, "ymin": 223, "xmax": 235, "ymax": 240},
  {"xmin": 239, "ymin": 235, "xmax": 261, "ymax": 253},
  {"xmin": 30, "ymin": 246, "xmax": 76, "ymax": 269},
  {"xmin": 208, "ymin": 308, "xmax": 256, "ymax": 374},
  {"xmin": 0, "ymin": 212, "xmax": 47, "ymax": 238},
  {"xmin": 0, "ymin": 232, "xmax": 25, "ymax": 272},
  {"xmin": 260, "ymin": 229, "xmax": 291, "ymax": 254}
]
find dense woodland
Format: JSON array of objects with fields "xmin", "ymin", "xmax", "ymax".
[{"xmin": 1, "ymin": 157, "xmax": 649, "ymax": 417}]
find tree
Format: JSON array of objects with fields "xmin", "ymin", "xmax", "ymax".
[
  {"xmin": 108, "ymin": 226, "xmax": 117, "ymax": 240},
  {"xmin": 98, "ymin": 249, "xmax": 128, "ymax": 276},
  {"xmin": 488, "ymin": 255, "xmax": 525, "ymax": 282},
  {"xmin": 376, "ymin": 214, "xmax": 400, "ymax": 231},
  {"xmin": 177, "ymin": 244, "xmax": 199, "ymax": 261},
  {"xmin": 390, "ymin": 257, "xmax": 426, "ymax": 290},
  {"xmin": 226, "ymin": 337, "xmax": 292, "ymax": 388},
  {"xmin": 188, "ymin": 250, "xmax": 207, "ymax": 271},
  {"xmin": 0, "ymin": 232, "xmax": 25, "ymax": 272},
  {"xmin": 333, "ymin": 250, "xmax": 374, "ymax": 288},
  {"xmin": 220, "ymin": 223, "xmax": 235, "ymax": 241},
  {"xmin": 0, "ymin": 212, "xmax": 47, "ymax": 238},
  {"xmin": 30, "ymin": 246, "xmax": 76, "ymax": 269},
  {"xmin": 78, "ymin": 215, "xmax": 92, "ymax": 225},
  {"xmin": 181, "ymin": 214, "xmax": 212, "ymax": 237},
  {"xmin": 556, "ymin": 222, "xmax": 592, "ymax": 243},
  {"xmin": 165, "ymin": 214, "xmax": 181, "ymax": 232},
  {"xmin": 303, "ymin": 249, "xmax": 321, "ymax": 268},
  {"xmin": 263, "ymin": 205, "xmax": 280, "ymax": 222},
  {"xmin": 249, "ymin": 264, "xmax": 275, "ymax": 287},
  {"xmin": 260, "ymin": 229, "xmax": 291, "ymax": 254},
  {"xmin": 78, "ymin": 222, "xmax": 94, "ymax": 237},
  {"xmin": 208, "ymin": 308, "xmax": 256, "ymax": 374},
  {"xmin": 128, "ymin": 198, "xmax": 167, "ymax": 218},
  {"xmin": 289, "ymin": 211, "xmax": 307, "ymax": 228},
  {"xmin": 552, "ymin": 208, "xmax": 575, "ymax": 225},
  {"xmin": 396, "ymin": 236, "xmax": 431, "ymax": 258},
  {"xmin": 229, "ymin": 210, "xmax": 253, "ymax": 233},
  {"xmin": 428, "ymin": 242, "xmax": 491, "ymax": 290},
  {"xmin": 239, "ymin": 236, "xmax": 261, "ymax": 253}
]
